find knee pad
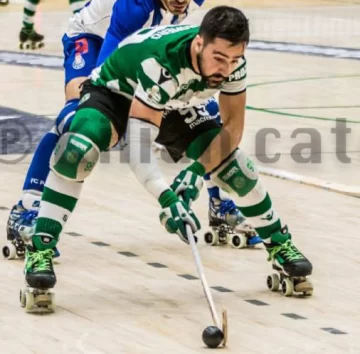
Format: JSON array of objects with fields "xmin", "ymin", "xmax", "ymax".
[
  {"xmin": 50, "ymin": 132, "xmax": 100, "ymax": 182},
  {"xmin": 211, "ymin": 149, "xmax": 259, "ymax": 197},
  {"xmin": 55, "ymin": 99, "xmax": 79, "ymax": 135}
]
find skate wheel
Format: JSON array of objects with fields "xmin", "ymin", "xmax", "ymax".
[
  {"xmin": 204, "ymin": 231, "xmax": 218, "ymax": 246},
  {"xmin": 267, "ymin": 273, "xmax": 280, "ymax": 292},
  {"xmin": 281, "ymin": 278, "xmax": 294, "ymax": 296},
  {"xmin": 38, "ymin": 42, "xmax": 44, "ymax": 49},
  {"xmin": 2, "ymin": 243, "xmax": 16, "ymax": 259},
  {"xmin": 24, "ymin": 291, "xmax": 35, "ymax": 312},
  {"xmin": 19, "ymin": 289, "xmax": 26, "ymax": 307},
  {"xmin": 47, "ymin": 293, "xmax": 56, "ymax": 311},
  {"xmin": 231, "ymin": 234, "xmax": 247, "ymax": 249}
]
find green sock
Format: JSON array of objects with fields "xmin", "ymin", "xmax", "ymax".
[
  {"xmin": 239, "ymin": 193, "xmax": 282, "ymax": 241},
  {"xmin": 33, "ymin": 171, "xmax": 83, "ymax": 251}
]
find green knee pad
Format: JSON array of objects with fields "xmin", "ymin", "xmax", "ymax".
[
  {"xmin": 69, "ymin": 108, "xmax": 112, "ymax": 151},
  {"xmin": 212, "ymin": 149, "xmax": 258, "ymax": 197},
  {"xmin": 50, "ymin": 108, "xmax": 112, "ymax": 181}
]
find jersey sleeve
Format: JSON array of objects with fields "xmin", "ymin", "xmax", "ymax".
[
  {"xmin": 134, "ymin": 58, "xmax": 177, "ymax": 111},
  {"xmin": 221, "ymin": 58, "xmax": 247, "ymax": 95},
  {"xmin": 107, "ymin": 0, "xmax": 151, "ymax": 43},
  {"xmin": 96, "ymin": 0, "xmax": 152, "ymax": 65}
]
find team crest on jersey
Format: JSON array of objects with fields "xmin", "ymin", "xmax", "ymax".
[
  {"xmin": 72, "ymin": 54, "xmax": 85, "ymax": 70},
  {"xmin": 146, "ymin": 85, "xmax": 161, "ymax": 103}
]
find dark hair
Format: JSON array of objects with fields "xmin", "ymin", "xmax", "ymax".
[{"xmin": 199, "ymin": 6, "xmax": 250, "ymax": 46}]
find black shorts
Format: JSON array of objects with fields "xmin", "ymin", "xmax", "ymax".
[
  {"xmin": 157, "ymin": 106, "xmax": 221, "ymax": 162},
  {"xmin": 77, "ymin": 80, "xmax": 221, "ymax": 161},
  {"xmin": 77, "ymin": 79, "xmax": 131, "ymax": 140}
]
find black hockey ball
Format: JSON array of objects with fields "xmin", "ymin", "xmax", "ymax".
[{"xmin": 202, "ymin": 325, "xmax": 224, "ymax": 348}]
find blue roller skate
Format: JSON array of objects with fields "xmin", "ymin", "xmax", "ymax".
[
  {"xmin": 3, "ymin": 202, "xmax": 60, "ymax": 260},
  {"xmin": 204, "ymin": 197, "xmax": 263, "ymax": 249}
]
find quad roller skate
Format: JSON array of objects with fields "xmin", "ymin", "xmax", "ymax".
[
  {"xmin": 265, "ymin": 226, "xmax": 313, "ymax": 297},
  {"xmin": 20, "ymin": 246, "xmax": 56, "ymax": 313},
  {"xmin": 19, "ymin": 27, "xmax": 44, "ymax": 50},
  {"xmin": 3, "ymin": 203, "xmax": 36, "ymax": 259},
  {"xmin": 3, "ymin": 203, "xmax": 60, "ymax": 260},
  {"xmin": 204, "ymin": 198, "xmax": 262, "ymax": 249}
]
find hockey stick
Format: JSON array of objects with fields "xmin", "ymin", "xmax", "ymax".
[{"xmin": 185, "ymin": 224, "xmax": 228, "ymax": 346}]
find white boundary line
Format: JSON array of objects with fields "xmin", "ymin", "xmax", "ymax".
[{"xmin": 258, "ymin": 166, "xmax": 360, "ymax": 198}]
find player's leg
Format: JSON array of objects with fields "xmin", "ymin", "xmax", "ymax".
[
  {"xmin": 24, "ymin": 80, "xmax": 129, "ymax": 293},
  {"xmin": 68, "ymin": 0, "xmax": 84, "ymax": 14},
  {"xmin": 19, "ymin": 0, "xmax": 44, "ymax": 50},
  {"xmin": 210, "ymin": 149, "xmax": 313, "ymax": 292},
  {"xmin": 5, "ymin": 35, "xmax": 102, "ymax": 259},
  {"xmin": 156, "ymin": 100, "xmax": 261, "ymax": 247}
]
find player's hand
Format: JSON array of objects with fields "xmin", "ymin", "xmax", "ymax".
[
  {"xmin": 170, "ymin": 162, "xmax": 205, "ymax": 205},
  {"xmin": 159, "ymin": 199, "xmax": 200, "ymax": 244}
]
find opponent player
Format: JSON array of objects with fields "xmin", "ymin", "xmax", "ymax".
[{"xmin": 21, "ymin": 7, "xmax": 313, "ymax": 308}]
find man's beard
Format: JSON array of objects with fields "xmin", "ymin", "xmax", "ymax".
[{"xmin": 196, "ymin": 53, "xmax": 226, "ymax": 89}]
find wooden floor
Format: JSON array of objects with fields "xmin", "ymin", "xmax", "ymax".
[{"xmin": 1, "ymin": 1, "xmax": 360, "ymax": 353}]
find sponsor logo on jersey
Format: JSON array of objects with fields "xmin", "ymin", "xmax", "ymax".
[
  {"xmin": 179, "ymin": 79, "xmax": 196, "ymax": 92},
  {"xmin": 151, "ymin": 25, "xmax": 197, "ymax": 39},
  {"xmin": 72, "ymin": 54, "xmax": 85, "ymax": 70},
  {"xmin": 227, "ymin": 67, "xmax": 246, "ymax": 81},
  {"xmin": 188, "ymin": 114, "xmax": 218, "ymax": 129}
]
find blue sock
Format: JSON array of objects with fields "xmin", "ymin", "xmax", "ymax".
[
  {"xmin": 204, "ymin": 172, "xmax": 220, "ymax": 199},
  {"xmin": 22, "ymin": 99, "xmax": 78, "ymax": 194}
]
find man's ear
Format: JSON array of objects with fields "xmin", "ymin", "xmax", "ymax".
[{"xmin": 195, "ymin": 34, "xmax": 203, "ymax": 53}]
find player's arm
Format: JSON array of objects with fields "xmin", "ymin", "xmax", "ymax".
[
  {"xmin": 128, "ymin": 66, "xmax": 200, "ymax": 241},
  {"xmin": 96, "ymin": 0, "xmax": 151, "ymax": 65},
  {"xmin": 197, "ymin": 90, "xmax": 246, "ymax": 172},
  {"xmin": 170, "ymin": 60, "xmax": 247, "ymax": 202},
  {"xmin": 197, "ymin": 60, "xmax": 247, "ymax": 173}
]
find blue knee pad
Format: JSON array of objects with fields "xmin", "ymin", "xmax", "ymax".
[{"xmin": 22, "ymin": 99, "xmax": 79, "ymax": 193}]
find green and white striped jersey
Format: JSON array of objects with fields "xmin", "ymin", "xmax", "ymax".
[{"xmin": 91, "ymin": 24, "xmax": 247, "ymax": 111}]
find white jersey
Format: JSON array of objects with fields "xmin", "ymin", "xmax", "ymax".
[
  {"xmin": 66, "ymin": 0, "xmax": 116, "ymax": 38},
  {"xmin": 66, "ymin": 0, "xmax": 203, "ymax": 40}
]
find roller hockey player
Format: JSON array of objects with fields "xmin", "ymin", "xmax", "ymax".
[
  {"xmin": 20, "ymin": 6, "xmax": 313, "ymax": 312},
  {"xmin": 6, "ymin": 0, "xmax": 204, "ymax": 262},
  {"xmin": 7, "ymin": 0, "xmax": 256, "ymax": 265}
]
